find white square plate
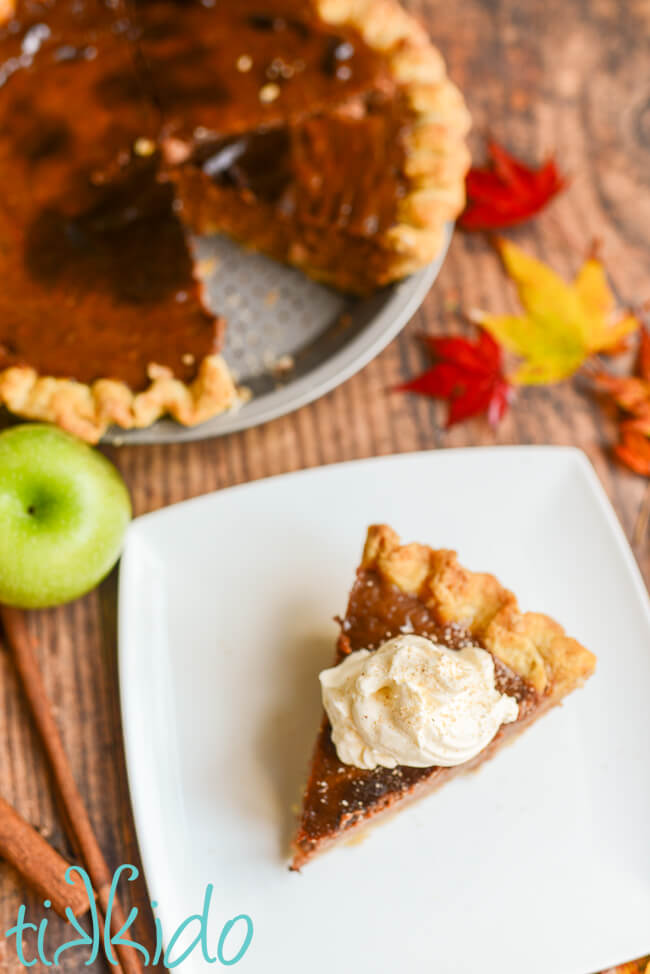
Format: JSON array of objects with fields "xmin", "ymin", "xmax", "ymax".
[{"xmin": 118, "ymin": 447, "xmax": 650, "ymax": 974}]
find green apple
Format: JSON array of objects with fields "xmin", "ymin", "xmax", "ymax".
[{"xmin": 0, "ymin": 424, "xmax": 132, "ymax": 608}]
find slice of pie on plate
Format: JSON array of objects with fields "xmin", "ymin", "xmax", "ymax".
[
  {"xmin": 0, "ymin": 0, "xmax": 470, "ymax": 441},
  {"xmin": 290, "ymin": 524, "xmax": 596, "ymax": 869}
]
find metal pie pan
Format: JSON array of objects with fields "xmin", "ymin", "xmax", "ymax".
[{"xmin": 104, "ymin": 225, "xmax": 452, "ymax": 445}]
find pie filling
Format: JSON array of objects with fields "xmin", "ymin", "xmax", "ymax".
[
  {"xmin": 175, "ymin": 93, "xmax": 412, "ymax": 292},
  {"xmin": 189, "ymin": 128, "xmax": 294, "ymax": 204},
  {"xmin": 293, "ymin": 569, "xmax": 539, "ymax": 854},
  {"xmin": 0, "ymin": 0, "xmax": 415, "ymax": 391},
  {"xmin": 132, "ymin": 1, "xmax": 394, "ymax": 141},
  {"xmin": 5, "ymin": 158, "xmax": 222, "ymax": 390},
  {"xmin": 0, "ymin": 0, "xmax": 221, "ymax": 390}
]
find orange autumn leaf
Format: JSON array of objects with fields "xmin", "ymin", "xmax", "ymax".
[
  {"xmin": 600, "ymin": 959, "xmax": 650, "ymax": 974},
  {"xmin": 475, "ymin": 240, "xmax": 640, "ymax": 384},
  {"xmin": 616, "ymin": 426, "xmax": 650, "ymax": 476},
  {"xmin": 593, "ymin": 373, "xmax": 650, "ymax": 421},
  {"xmin": 637, "ymin": 323, "xmax": 650, "ymax": 381},
  {"xmin": 593, "ymin": 326, "xmax": 650, "ymax": 476}
]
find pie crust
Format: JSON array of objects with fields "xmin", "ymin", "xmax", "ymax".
[
  {"xmin": 0, "ymin": 356, "xmax": 239, "ymax": 444},
  {"xmin": 317, "ymin": 0, "xmax": 471, "ymax": 277},
  {"xmin": 360, "ymin": 524, "xmax": 595, "ymax": 697},
  {"xmin": 290, "ymin": 524, "xmax": 596, "ymax": 868},
  {"xmin": 0, "ymin": 0, "xmax": 469, "ymax": 440}
]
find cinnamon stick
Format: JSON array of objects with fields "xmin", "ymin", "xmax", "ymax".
[
  {"xmin": 0, "ymin": 796, "xmax": 90, "ymax": 918},
  {"xmin": 0, "ymin": 606, "xmax": 143, "ymax": 974}
]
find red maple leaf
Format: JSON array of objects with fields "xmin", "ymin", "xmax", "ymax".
[
  {"xmin": 395, "ymin": 331, "xmax": 513, "ymax": 427},
  {"xmin": 459, "ymin": 140, "xmax": 566, "ymax": 231}
]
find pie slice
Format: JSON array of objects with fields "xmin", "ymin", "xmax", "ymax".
[
  {"xmin": 290, "ymin": 524, "xmax": 596, "ymax": 869},
  {"xmin": 0, "ymin": 0, "xmax": 470, "ymax": 439}
]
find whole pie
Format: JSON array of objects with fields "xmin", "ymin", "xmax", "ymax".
[
  {"xmin": 0, "ymin": 0, "xmax": 470, "ymax": 441},
  {"xmin": 290, "ymin": 524, "xmax": 596, "ymax": 869}
]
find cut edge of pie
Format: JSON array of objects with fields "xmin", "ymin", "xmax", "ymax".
[
  {"xmin": 0, "ymin": 0, "xmax": 470, "ymax": 441},
  {"xmin": 313, "ymin": 0, "xmax": 472, "ymax": 278},
  {"xmin": 177, "ymin": 0, "xmax": 472, "ymax": 293},
  {"xmin": 290, "ymin": 523, "xmax": 596, "ymax": 870}
]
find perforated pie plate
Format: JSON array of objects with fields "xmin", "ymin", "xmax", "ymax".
[{"xmin": 103, "ymin": 225, "xmax": 451, "ymax": 444}]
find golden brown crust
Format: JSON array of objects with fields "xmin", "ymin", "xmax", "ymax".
[
  {"xmin": 317, "ymin": 0, "xmax": 471, "ymax": 280},
  {"xmin": 361, "ymin": 524, "xmax": 596, "ymax": 697},
  {"xmin": 0, "ymin": 356, "xmax": 243, "ymax": 444}
]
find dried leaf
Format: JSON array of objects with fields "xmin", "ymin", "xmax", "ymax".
[
  {"xmin": 637, "ymin": 324, "xmax": 650, "ymax": 381},
  {"xmin": 615, "ymin": 426, "xmax": 650, "ymax": 476},
  {"xmin": 593, "ymin": 326, "xmax": 650, "ymax": 476},
  {"xmin": 593, "ymin": 373, "xmax": 650, "ymax": 421},
  {"xmin": 395, "ymin": 331, "xmax": 513, "ymax": 427},
  {"xmin": 459, "ymin": 140, "xmax": 566, "ymax": 230},
  {"xmin": 476, "ymin": 240, "xmax": 640, "ymax": 384},
  {"xmin": 573, "ymin": 258, "xmax": 640, "ymax": 353},
  {"xmin": 600, "ymin": 959, "xmax": 650, "ymax": 974}
]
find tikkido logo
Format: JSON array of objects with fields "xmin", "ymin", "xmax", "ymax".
[{"xmin": 4, "ymin": 864, "xmax": 253, "ymax": 968}]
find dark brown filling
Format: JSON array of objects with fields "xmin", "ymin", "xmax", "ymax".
[
  {"xmin": 0, "ymin": 0, "xmax": 221, "ymax": 390},
  {"xmin": 297, "ymin": 570, "xmax": 538, "ymax": 846},
  {"xmin": 132, "ymin": 0, "xmax": 393, "ymax": 141},
  {"xmin": 184, "ymin": 93, "xmax": 408, "ymax": 226},
  {"xmin": 191, "ymin": 128, "xmax": 293, "ymax": 202},
  {"xmin": 172, "ymin": 94, "xmax": 411, "ymax": 294},
  {"xmin": 10, "ymin": 159, "xmax": 222, "ymax": 389}
]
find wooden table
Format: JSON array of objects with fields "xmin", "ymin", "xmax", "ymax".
[{"xmin": 1, "ymin": 1, "xmax": 648, "ymax": 971}]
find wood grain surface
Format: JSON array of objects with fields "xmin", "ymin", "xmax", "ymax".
[{"xmin": 1, "ymin": 0, "xmax": 649, "ymax": 971}]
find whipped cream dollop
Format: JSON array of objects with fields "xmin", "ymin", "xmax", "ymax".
[{"xmin": 319, "ymin": 634, "xmax": 519, "ymax": 770}]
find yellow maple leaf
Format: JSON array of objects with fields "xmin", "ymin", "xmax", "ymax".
[{"xmin": 474, "ymin": 239, "xmax": 639, "ymax": 385}]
